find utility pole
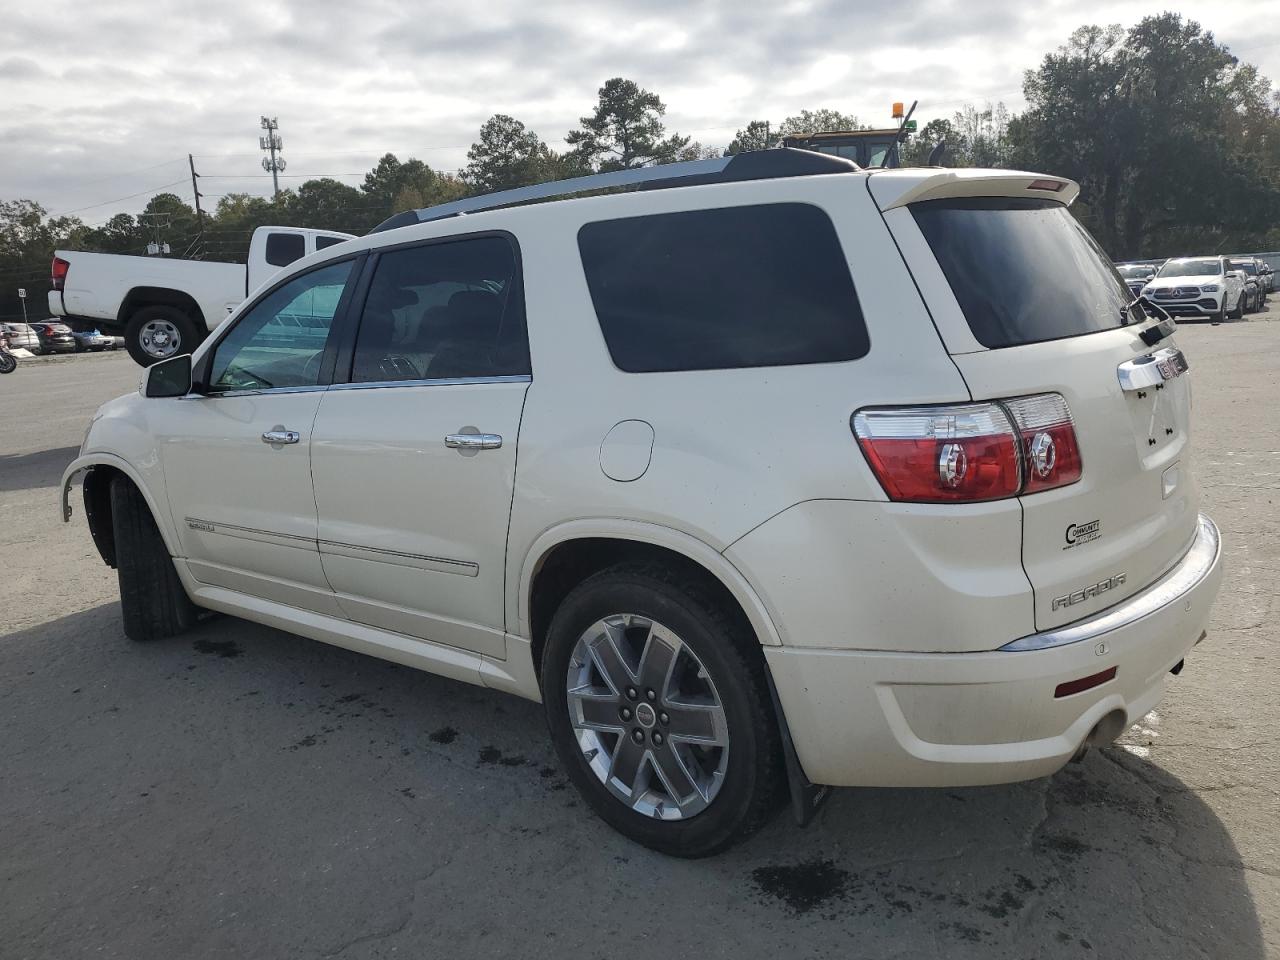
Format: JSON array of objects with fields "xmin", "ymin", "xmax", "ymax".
[
  {"xmin": 260, "ymin": 116, "xmax": 286, "ymax": 200},
  {"xmin": 188, "ymin": 154, "xmax": 205, "ymax": 257},
  {"xmin": 139, "ymin": 213, "xmax": 171, "ymax": 256}
]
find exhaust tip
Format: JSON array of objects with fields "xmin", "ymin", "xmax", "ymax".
[{"xmin": 1072, "ymin": 709, "xmax": 1129, "ymax": 762}]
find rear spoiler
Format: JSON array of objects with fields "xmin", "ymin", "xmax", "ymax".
[{"xmin": 869, "ymin": 169, "xmax": 1080, "ymax": 211}]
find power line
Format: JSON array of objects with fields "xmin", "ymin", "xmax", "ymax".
[{"xmin": 48, "ymin": 178, "xmax": 190, "ymax": 218}]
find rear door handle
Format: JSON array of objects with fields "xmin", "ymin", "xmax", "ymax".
[
  {"xmin": 445, "ymin": 433, "xmax": 502, "ymax": 450},
  {"xmin": 262, "ymin": 429, "xmax": 301, "ymax": 445}
]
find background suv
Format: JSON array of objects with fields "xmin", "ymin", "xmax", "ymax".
[
  {"xmin": 1142, "ymin": 256, "xmax": 1245, "ymax": 320},
  {"xmin": 29, "ymin": 321, "xmax": 77, "ymax": 354},
  {"xmin": 61, "ymin": 154, "xmax": 1222, "ymax": 856}
]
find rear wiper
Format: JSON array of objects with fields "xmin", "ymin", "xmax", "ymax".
[{"xmin": 1125, "ymin": 296, "xmax": 1176, "ymax": 346}]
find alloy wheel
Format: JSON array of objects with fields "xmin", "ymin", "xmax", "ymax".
[{"xmin": 566, "ymin": 614, "xmax": 729, "ymax": 820}]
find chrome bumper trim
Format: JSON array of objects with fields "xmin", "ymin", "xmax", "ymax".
[{"xmin": 1001, "ymin": 515, "xmax": 1220, "ymax": 652}]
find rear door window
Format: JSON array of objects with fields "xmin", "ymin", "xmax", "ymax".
[
  {"xmin": 578, "ymin": 203, "xmax": 868, "ymax": 372},
  {"xmin": 265, "ymin": 232, "xmax": 306, "ymax": 267},
  {"xmin": 349, "ymin": 235, "xmax": 529, "ymax": 383},
  {"xmin": 912, "ymin": 197, "xmax": 1131, "ymax": 349}
]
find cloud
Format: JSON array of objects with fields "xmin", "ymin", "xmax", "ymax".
[{"xmin": 1, "ymin": 0, "xmax": 1276, "ymax": 222}]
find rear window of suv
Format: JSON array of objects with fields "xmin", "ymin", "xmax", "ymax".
[
  {"xmin": 912, "ymin": 197, "xmax": 1131, "ymax": 349},
  {"xmin": 578, "ymin": 203, "xmax": 869, "ymax": 372}
]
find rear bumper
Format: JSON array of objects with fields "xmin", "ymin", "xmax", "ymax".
[{"xmin": 768, "ymin": 515, "xmax": 1223, "ymax": 787}]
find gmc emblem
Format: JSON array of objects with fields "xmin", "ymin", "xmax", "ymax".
[{"xmin": 1052, "ymin": 574, "xmax": 1127, "ymax": 611}]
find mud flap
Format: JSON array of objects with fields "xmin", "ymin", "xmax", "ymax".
[{"xmin": 765, "ymin": 669, "xmax": 832, "ymax": 827}]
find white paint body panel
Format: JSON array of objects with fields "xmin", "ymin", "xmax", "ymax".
[
  {"xmin": 310, "ymin": 380, "xmax": 529, "ymax": 658},
  {"xmin": 63, "ymin": 165, "xmax": 1223, "ymax": 790}
]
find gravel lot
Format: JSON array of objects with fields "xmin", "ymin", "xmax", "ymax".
[{"xmin": 2, "ymin": 314, "xmax": 1277, "ymax": 959}]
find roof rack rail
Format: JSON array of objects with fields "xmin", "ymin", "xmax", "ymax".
[{"xmin": 370, "ymin": 148, "xmax": 860, "ymax": 233}]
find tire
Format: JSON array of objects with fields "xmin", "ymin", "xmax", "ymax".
[
  {"xmin": 124, "ymin": 305, "xmax": 199, "ymax": 367},
  {"xmin": 1228, "ymin": 293, "xmax": 1244, "ymax": 321},
  {"xmin": 540, "ymin": 563, "xmax": 785, "ymax": 857},
  {"xmin": 0, "ymin": 351, "xmax": 15, "ymax": 374},
  {"xmin": 109, "ymin": 476, "xmax": 197, "ymax": 642}
]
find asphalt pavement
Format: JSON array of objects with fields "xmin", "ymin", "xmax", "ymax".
[{"xmin": 1, "ymin": 313, "xmax": 1277, "ymax": 959}]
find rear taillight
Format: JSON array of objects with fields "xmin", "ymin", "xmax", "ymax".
[
  {"xmin": 852, "ymin": 393, "xmax": 1082, "ymax": 503},
  {"xmin": 51, "ymin": 256, "xmax": 70, "ymax": 291},
  {"xmin": 1003, "ymin": 394, "xmax": 1082, "ymax": 494},
  {"xmin": 852, "ymin": 404, "xmax": 1022, "ymax": 503}
]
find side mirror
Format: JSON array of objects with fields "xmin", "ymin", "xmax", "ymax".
[{"xmin": 143, "ymin": 354, "xmax": 193, "ymax": 398}]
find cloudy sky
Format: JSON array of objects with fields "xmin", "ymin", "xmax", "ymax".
[{"xmin": 4, "ymin": 0, "xmax": 1280, "ymax": 224}]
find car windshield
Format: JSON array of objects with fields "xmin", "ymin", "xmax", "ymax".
[
  {"xmin": 1231, "ymin": 261, "xmax": 1258, "ymax": 275},
  {"xmin": 1117, "ymin": 265, "xmax": 1153, "ymax": 278},
  {"xmin": 1158, "ymin": 259, "xmax": 1222, "ymax": 278}
]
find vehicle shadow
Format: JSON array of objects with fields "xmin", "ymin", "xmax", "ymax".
[
  {"xmin": 0, "ymin": 604, "xmax": 1265, "ymax": 960},
  {"xmin": 0, "ymin": 444, "xmax": 80, "ymax": 492}
]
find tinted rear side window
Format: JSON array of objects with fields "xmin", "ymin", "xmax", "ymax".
[
  {"xmin": 265, "ymin": 232, "xmax": 306, "ymax": 267},
  {"xmin": 316, "ymin": 235, "xmax": 348, "ymax": 250},
  {"xmin": 578, "ymin": 203, "xmax": 868, "ymax": 372},
  {"xmin": 912, "ymin": 198, "xmax": 1130, "ymax": 349}
]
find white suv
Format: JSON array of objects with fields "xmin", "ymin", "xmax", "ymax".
[
  {"xmin": 61, "ymin": 151, "xmax": 1223, "ymax": 856},
  {"xmin": 1142, "ymin": 256, "xmax": 1246, "ymax": 321}
]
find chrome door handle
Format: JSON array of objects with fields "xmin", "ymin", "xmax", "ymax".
[
  {"xmin": 445, "ymin": 433, "xmax": 502, "ymax": 450},
  {"xmin": 262, "ymin": 429, "xmax": 301, "ymax": 445}
]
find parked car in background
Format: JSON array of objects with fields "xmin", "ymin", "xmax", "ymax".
[
  {"xmin": 62, "ymin": 153, "xmax": 1222, "ymax": 856},
  {"xmin": 1116, "ymin": 263, "xmax": 1156, "ymax": 297},
  {"xmin": 29, "ymin": 321, "xmax": 77, "ymax": 353},
  {"xmin": 69, "ymin": 328, "xmax": 117, "ymax": 352},
  {"xmin": 49, "ymin": 226, "xmax": 354, "ymax": 367},
  {"xmin": 1142, "ymin": 256, "xmax": 1245, "ymax": 321},
  {"xmin": 1229, "ymin": 258, "xmax": 1266, "ymax": 311},
  {"xmin": 1, "ymin": 322, "xmax": 41, "ymax": 352},
  {"xmin": 1261, "ymin": 262, "xmax": 1274, "ymax": 293}
]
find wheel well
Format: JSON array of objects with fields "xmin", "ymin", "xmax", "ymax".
[
  {"xmin": 528, "ymin": 538, "xmax": 756, "ymax": 674},
  {"xmin": 118, "ymin": 287, "xmax": 205, "ymax": 330},
  {"xmin": 81, "ymin": 465, "xmax": 127, "ymax": 568}
]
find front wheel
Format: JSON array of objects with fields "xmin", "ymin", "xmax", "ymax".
[
  {"xmin": 110, "ymin": 476, "xmax": 197, "ymax": 641},
  {"xmin": 0, "ymin": 351, "xmax": 15, "ymax": 374},
  {"xmin": 541, "ymin": 564, "xmax": 785, "ymax": 857},
  {"xmin": 124, "ymin": 306, "xmax": 200, "ymax": 367}
]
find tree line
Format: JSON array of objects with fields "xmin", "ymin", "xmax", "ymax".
[{"xmin": 4, "ymin": 13, "xmax": 1280, "ymax": 322}]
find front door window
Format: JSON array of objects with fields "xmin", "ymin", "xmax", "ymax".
[{"xmin": 208, "ymin": 260, "xmax": 353, "ymax": 392}]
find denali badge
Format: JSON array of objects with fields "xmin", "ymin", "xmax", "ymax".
[{"xmin": 1053, "ymin": 574, "xmax": 1126, "ymax": 611}]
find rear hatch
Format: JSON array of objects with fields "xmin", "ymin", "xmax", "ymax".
[{"xmin": 874, "ymin": 173, "xmax": 1200, "ymax": 632}]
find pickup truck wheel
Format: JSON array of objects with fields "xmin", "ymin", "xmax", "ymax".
[
  {"xmin": 540, "ymin": 564, "xmax": 785, "ymax": 857},
  {"xmin": 110, "ymin": 476, "xmax": 197, "ymax": 642},
  {"xmin": 125, "ymin": 306, "xmax": 199, "ymax": 367}
]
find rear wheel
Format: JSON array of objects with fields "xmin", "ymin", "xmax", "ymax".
[
  {"xmin": 110, "ymin": 476, "xmax": 197, "ymax": 641},
  {"xmin": 1228, "ymin": 293, "xmax": 1244, "ymax": 320},
  {"xmin": 540, "ymin": 564, "xmax": 784, "ymax": 857},
  {"xmin": 124, "ymin": 306, "xmax": 199, "ymax": 367}
]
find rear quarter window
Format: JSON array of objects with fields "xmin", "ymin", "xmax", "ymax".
[
  {"xmin": 912, "ymin": 197, "xmax": 1130, "ymax": 349},
  {"xmin": 578, "ymin": 203, "xmax": 869, "ymax": 372}
]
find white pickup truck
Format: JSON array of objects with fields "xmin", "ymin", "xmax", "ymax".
[{"xmin": 49, "ymin": 225, "xmax": 354, "ymax": 365}]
